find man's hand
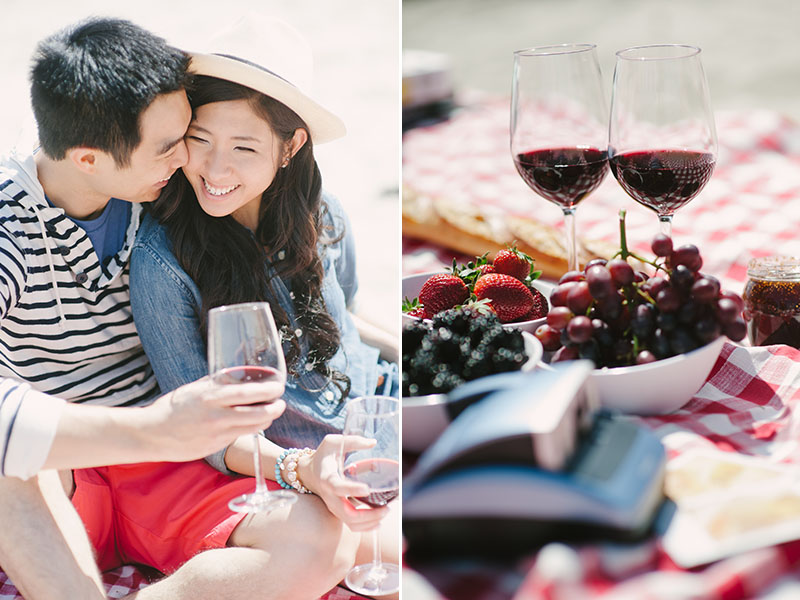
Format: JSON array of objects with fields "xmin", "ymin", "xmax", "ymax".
[
  {"xmin": 297, "ymin": 434, "xmax": 390, "ymax": 532},
  {"xmin": 140, "ymin": 377, "xmax": 286, "ymax": 462},
  {"xmin": 44, "ymin": 377, "xmax": 285, "ymax": 472}
]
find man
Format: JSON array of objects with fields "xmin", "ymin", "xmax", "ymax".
[{"xmin": 0, "ymin": 18, "xmax": 287, "ymax": 599}]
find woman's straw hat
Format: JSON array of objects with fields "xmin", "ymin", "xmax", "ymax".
[{"xmin": 188, "ymin": 15, "xmax": 346, "ymax": 144}]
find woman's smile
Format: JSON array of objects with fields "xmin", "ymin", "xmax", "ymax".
[{"xmin": 201, "ymin": 177, "xmax": 240, "ymax": 197}]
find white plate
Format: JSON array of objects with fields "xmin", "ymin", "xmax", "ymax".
[
  {"xmin": 402, "ymin": 331, "xmax": 542, "ymax": 453},
  {"xmin": 539, "ymin": 335, "xmax": 726, "ymax": 415},
  {"xmin": 402, "ymin": 270, "xmax": 554, "ymax": 334},
  {"xmin": 590, "ymin": 335, "xmax": 725, "ymax": 415}
]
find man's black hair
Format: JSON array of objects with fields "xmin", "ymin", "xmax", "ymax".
[{"xmin": 30, "ymin": 17, "xmax": 191, "ymax": 167}]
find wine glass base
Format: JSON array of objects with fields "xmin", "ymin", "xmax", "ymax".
[
  {"xmin": 228, "ymin": 490, "xmax": 297, "ymax": 514},
  {"xmin": 345, "ymin": 562, "xmax": 400, "ymax": 596}
]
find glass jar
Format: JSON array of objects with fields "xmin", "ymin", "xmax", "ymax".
[{"xmin": 743, "ymin": 256, "xmax": 800, "ymax": 348}]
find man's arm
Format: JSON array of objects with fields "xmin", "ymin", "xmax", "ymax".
[
  {"xmin": 42, "ymin": 378, "xmax": 286, "ymax": 474},
  {"xmin": 1, "ymin": 376, "xmax": 285, "ymax": 479}
]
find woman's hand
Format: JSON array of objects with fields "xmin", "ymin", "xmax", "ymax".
[{"xmin": 297, "ymin": 434, "xmax": 389, "ymax": 531}]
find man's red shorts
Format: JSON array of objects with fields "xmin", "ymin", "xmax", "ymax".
[{"xmin": 72, "ymin": 460, "xmax": 281, "ymax": 574}]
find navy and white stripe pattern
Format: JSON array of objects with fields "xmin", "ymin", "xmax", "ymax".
[{"xmin": 0, "ymin": 156, "xmax": 158, "ymax": 408}]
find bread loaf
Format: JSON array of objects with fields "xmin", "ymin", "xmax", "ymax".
[{"xmin": 403, "ymin": 186, "xmax": 614, "ymax": 280}]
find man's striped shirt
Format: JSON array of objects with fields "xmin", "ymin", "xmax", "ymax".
[{"xmin": 0, "ymin": 154, "xmax": 159, "ymax": 478}]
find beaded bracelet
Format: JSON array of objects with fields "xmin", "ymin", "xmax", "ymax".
[{"xmin": 275, "ymin": 447, "xmax": 314, "ymax": 494}]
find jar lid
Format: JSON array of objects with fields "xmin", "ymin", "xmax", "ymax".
[{"xmin": 747, "ymin": 256, "xmax": 800, "ymax": 281}]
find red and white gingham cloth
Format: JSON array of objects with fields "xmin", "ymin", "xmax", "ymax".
[
  {"xmin": 0, "ymin": 565, "xmax": 368, "ymax": 599},
  {"xmin": 514, "ymin": 342, "xmax": 800, "ymax": 600},
  {"xmin": 403, "ymin": 100, "xmax": 800, "ymax": 599}
]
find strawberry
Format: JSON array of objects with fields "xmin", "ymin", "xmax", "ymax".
[
  {"xmin": 418, "ymin": 274, "xmax": 470, "ymax": 317},
  {"xmin": 493, "ymin": 246, "xmax": 533, "ymax": 281},
  {"xmin": 477, "ymin": 263, "xmax": 496, "ymax": 277},
  {"xmin": 473, "ymin": 273, "xmax": 535, "ymax": 323},
  {"xmin": 518, "ymin": 288, "xmax": 549, "ymax": 321}
]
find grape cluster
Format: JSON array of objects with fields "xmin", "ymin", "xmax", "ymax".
[
  {"xmin": 402, "ymin": 307, "xmax": 527, "ymax": 397},
  {"xmin": 535, "ymin": 232, "xmax": 747, "ymax": 367}
]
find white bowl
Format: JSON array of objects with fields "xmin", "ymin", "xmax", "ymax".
[
  {"xmin": 402, "ymin": 331, "xmax": 542, "ymax": 453},
  {"xmin": 545, "ymin": 335, "xmax": 725, "ymax": 416},
  {"xmin": 402, "ymin": 270, "xmax": 554, "ymax": 334}
]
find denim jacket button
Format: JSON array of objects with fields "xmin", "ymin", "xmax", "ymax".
[{"xmin": 75, "ymin": 272, "xmax": 88, "ymax": 284}]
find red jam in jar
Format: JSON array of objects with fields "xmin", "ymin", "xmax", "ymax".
[{"xmin": 743, "ymin": 256, "xmax": 800, "ymax": 348}]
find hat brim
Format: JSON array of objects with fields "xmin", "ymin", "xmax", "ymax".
[{"xmin": 188, "ymin": 53, "xmax": 346, "ymax": 144}]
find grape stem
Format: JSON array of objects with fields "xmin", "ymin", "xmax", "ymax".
[
  {"xmin": 616, "ymin": 209, "xmax": 652, "ymax": 363},
  {"xmin": 615, "ymin": 209, "xmax": 667, "ymax": 274}
]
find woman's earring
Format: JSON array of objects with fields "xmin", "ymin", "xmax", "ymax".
[{"xmin": 281, "ymin": 158, "xmax": 290, "ymax": 169}]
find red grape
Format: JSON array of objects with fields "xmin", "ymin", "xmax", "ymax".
[
  {"xmin": 558, "ymin": 270, "xmax": 585, "ymax": 284},
  {"xmin": 691, "ymin": 278, "xmax": 718, "ymax": 304},
  {"xmin": 636, "ymin": 350, "xmax": 657, "ymax": 365},
  {"xmin": 607, "ymin": 259, "xmax": 635, "ymax": 286},
  {"xmin": 567, "ymin": 315, "xmax": 593, "ymax": 344},
  {"xmin": 651, "ymin": 234, "xmax": 673, "ymax": 257},
  {"xmin": 723, "ymin": 318, "xmax": 747, "ymax": 342},
  {"xmin": 719, "ymin": 289, "xmax": 744, "ymax": 312},
  {"xmin": 671, "ymin": 264, "xmax": 695, "ymax": 291},
  {"xmin": 585, "ymin": 265, "xmax": 614, "ymax": 300},
  {"xmin": 671, "ymin": 245, "xmax": 703, "ymax": 272},
  {"xmin": 715, "ymin": 298, "xmax": 740, "ymax": 324},
  {"xmin": 644, "ymin": 276, "xmax": 669, "ymax": 298},
  {"xmin": 656, "ymin": 287, "xmax": 680, "ymax": 313},
  {"xmin": 584, "ymin": 258, "xmax": 608, "ymax": 271},
  {"xmin": 546, "ymin": 306, "xmax": 574, "ymax": 330},
  {"xmin": 549, "ymin": 281, "xmax": 577, "ymax": 307},
  {"xmin": 567, "ymin": 281, "xmax": 593, "ymax": 314},
  {"xmin": 695, "ymin": 317, "xmax": 721, "ymax": 343},
  {"xmin": 535, "ymin": 324, "xmax": 562, "ymax": 351}
]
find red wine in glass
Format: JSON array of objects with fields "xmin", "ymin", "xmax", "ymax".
[
  {"xmin": 514, "ymin": 147, "xmax": 608, "ymax": 209},
  {"xmin": 215, "ymin": 365, "xmax": 283, "ymax": 384},
  {"xmin": 214, "ymin": 366, "xmax": 285, "ymax": 405},
  {"xmin": 511, "ymin": 44, "xmax": 608, "ymax": 273},
  {"xmin": 609, "ymin": 45, "xmax": 717, "ymax": 237},
  {"xmin": 609, "ymin": 149, "xmax": 715, "ymax": 216},
  {"xmin": 343, "ymin": 457, "xmax": 400, "ymax": 507}
]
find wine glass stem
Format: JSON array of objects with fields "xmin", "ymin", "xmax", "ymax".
[
  {"xmin": 368, "ymin": 528, "xmax": 386, "ymax": 580},
  {"xmin": 659, "ymin": 215, "xmax": 673, "ymax": 238},
  {"xmin": 252, "ymin": 432, "xmax": 268, "ymax": 495},
  {"xmin": 562, "ymin": 207, "xmax": 578, "ymax": 272}
]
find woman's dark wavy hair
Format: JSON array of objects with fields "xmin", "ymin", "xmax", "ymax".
[{"xmin": 150, "ymin": 75, "xmax": 350, "ymax": 399}]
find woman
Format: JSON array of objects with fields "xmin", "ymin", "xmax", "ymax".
[{"xmin": 128, "ymin": 17, "xmax": 399, "ymax": 600}]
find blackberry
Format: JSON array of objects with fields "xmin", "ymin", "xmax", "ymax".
[
  {"xmin": 491, "ymin": 346, "xmax": 526, "ymax": 371},
  {"xmin": 431, "ymin": 307, "xmax": 477, "ymax": 336},
  {"xmin": 402, "ymin": 306, "xmax": 527, "ymax": 397},
  {"xmin": 430, "ymin": 366, "xmax": 465, "ymax": 394}
]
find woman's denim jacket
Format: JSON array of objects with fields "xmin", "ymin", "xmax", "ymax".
[{"xmin": 129, "ymin": 192, "xmax": 397, "ymax": 472}]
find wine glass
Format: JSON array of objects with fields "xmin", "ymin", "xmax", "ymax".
[
  {"xmin": 207, "ymin": 302, "xmax": 296, "ymax": 513},
  {"xmin": 341, "ymin": 395, "xmax": 400, "ymax": 596},
  {"xmin": 511, "ymin": 44, "xmax": 609, "ymax": 273},
  {"xmin": 609, "ymin": 44, "xmax": 717, "ymax": 237}
]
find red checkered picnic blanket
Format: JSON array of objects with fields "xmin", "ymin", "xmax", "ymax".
[
  {"xmin": 402, "ymin": 100, "xmax": 800, "ymax": 598},
  {"xmin": 0, "ymin": 566, "xmax": 365, "ymax": 599}
]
